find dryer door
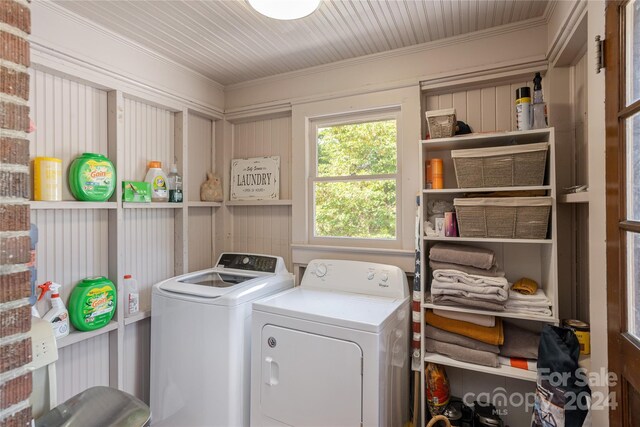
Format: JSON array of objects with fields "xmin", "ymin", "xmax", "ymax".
[{"xmin": 260, "ymin": 324, "xmax": 362, "ymax": 427}]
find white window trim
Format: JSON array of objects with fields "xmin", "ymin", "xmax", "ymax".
[
  {"xmin": 290, "ymin": 85, "xmax": 421, "ymax": 271},
  {"xmin": 308, "ymin": 109, "xmax": 402, "ymax": 248}
]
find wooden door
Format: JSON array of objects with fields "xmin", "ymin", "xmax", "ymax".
[{"xmin": 605, "ymin": 1, "xmax": 640, "ymax": 425}]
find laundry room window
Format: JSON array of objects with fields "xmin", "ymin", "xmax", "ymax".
[{"xmin": 310, "ymin": 110, "xmax": 399, "ymax": 243}]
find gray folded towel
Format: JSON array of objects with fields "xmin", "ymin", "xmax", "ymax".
[
  {"xmin": 499, "ymin": 321, "xmax": 541, "ymax": 359},
  {"xmin": 429, "ymin": 260, "xmax": 505, "ymax": 278},
  {"xmin": 429, "ymin": 243, "xmax": 496, "ymax": 270},
  {"xmin": 432, "ymin": 295, "xmax": 506, "ymax": 311},
  {"xmin": 425, "ymin": 338, "xmax": 499, "ymax": 368},
  {"xmin": 425, "ymin": 325, "xmax": 500, "ymax": 354}
]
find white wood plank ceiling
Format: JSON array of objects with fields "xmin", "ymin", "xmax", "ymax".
[{"xmin": 53, "ymin": 0, "xmax": 549, "ymax": 86}]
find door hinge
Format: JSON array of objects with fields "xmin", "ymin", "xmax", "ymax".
[{"xmin": 596, "ymin": 35, "xmax": 605, "ymax": 74}]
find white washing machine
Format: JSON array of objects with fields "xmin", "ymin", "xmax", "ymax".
[
  {"xmin": 150, "ymin": 253, "xmax": 293, "ymax": 427},
  {"xmin": 250, "ymin": 259, "xmax": 410, "ymax": 427}
]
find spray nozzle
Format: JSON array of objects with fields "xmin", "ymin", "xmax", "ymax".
[
  {"xmin": 37, "ymin": 281, "xmax": 61, "ymax": 301},
  {"xmin": 533, "ymin": 72, "xmax": 543, "ymax": 91}
]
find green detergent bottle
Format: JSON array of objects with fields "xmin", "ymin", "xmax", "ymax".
[
  {"xmin": 69, "ymin": 276, "xmax": 117, "ymax": 331},
  {"xmin": 68, "ymin": 153, "xmax": 116, "ymax": 201}
]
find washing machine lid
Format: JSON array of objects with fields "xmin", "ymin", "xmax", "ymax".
[
  {"xmin": 156, "ymin": 269, "xmax": 292, "ymax": 304},
  {"xmin": 154, "ymin": 252, "xmax": 293, "ymax": 305},
  {"xmin": 252, "ymin": 287, "xmax": 407, "ymax": 333}
]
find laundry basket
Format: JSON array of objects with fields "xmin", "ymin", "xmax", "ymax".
[
  {"xmin": 454, "ymin": 197, "xmax": 552, "ymax": 239},
  {"xmin": 451, "ymin": 142, "xmax": 548, "ymax": 188}
]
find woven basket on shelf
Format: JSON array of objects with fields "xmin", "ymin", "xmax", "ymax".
[
  {"xmin": 451, "ymin": 142, "xmax": 548, "ymax": 188},
  {"xmin": 454, "ymin": 196, "xmax": 552, "ymax": 239},
  {"xmin": 425, "ymin": 108, "xmax": 456, "ymax": 139}
]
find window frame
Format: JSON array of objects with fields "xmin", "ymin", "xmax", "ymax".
[{"xmin": 307, "ymin": 108, "xmax": 402, "ymax": 248}]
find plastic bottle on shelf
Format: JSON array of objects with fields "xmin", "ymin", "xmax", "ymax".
[
  {"xmin": 167, "ymin": 164, "xmax": 183, "ymax": 203},
  {"xmin": 532, "ymin": 72, "xmax": 548, "ymax": 129},
  {"xmin": 124, "ymin": 274, "xmax": 139, "ymax": 317},
  {"xmin": 145, "ymin": 161, "xmax": 169, "ymax": 202},
  {"xmin": 37, "ymin": 281, "xmax": 70, "ymax": 339}
]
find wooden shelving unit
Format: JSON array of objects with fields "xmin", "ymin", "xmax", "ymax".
[{"xmin": 418, "ymin": 128, "xmax": 559, "ymax": 427}]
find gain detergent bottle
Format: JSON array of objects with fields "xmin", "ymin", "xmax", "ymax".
[{"xmin": 69, "ymin": 276, "xmax": 117, "ymax": 331}]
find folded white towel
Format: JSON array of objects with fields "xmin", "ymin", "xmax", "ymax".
[
  {"xmin": 433, "ymin": 269, "xmax": 510, "ymax": 288},
  {"xmin": 431, "ymin": 279, "xmax": 509, "ymax": 302},
  {"xmin": 508, "ymin": 288, "xmax": 551, "ymax": 303},
  {"xmin": 506, "ymin": 289, "xmax": 551, "ymax": 309},
  {"xmin": 503, "ymin": 306, "xmax": 552, "ymax": 317},
  {"xmin": 431, "ymin": 269, "xmax": 510, "ymax": 302},
  {"xmin": 433, "ymin": 309, "xmax": 496, "ymax": 327}
]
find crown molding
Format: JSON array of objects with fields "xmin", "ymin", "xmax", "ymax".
[
  {"xmin": 225, "ymin": 16, "xmax": 547, "ymax": 92},
  {"xmin": 543, "ymin": 0, "xmax": 559, "ymax": 24},
  {"xmin": 35, "ymin": 1, "xmax": 225, "ymax": 92},
  {"xmin": 30, "ymin": 42, "xmax": 224, "ymax": 119},
  {"xmin": 546, "ymin": 0, "xmax": 588, "ymax": 65}
]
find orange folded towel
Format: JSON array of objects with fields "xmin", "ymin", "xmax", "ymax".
[{"xmin": 425, "ymin": 310, "xmax": 504, "ymax": 346}]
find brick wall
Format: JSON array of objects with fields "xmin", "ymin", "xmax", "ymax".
[{"xmin": 0, "ymin": 0, "xmax": 33, "ymax": 425}]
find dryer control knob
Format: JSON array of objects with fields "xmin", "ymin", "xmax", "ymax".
[
  {"xmin": 380, "ymin": 273, "xmax": 389, "ymax": 282},
  {"xmin": 316, "ymin": 263, "xmax": 327, "ymax": 277},
  {"xmin": 367, "ymin": 272, "xmax": 375, "ymax": 280},
  {"xmin": 242, "ymin": 257, "xmax": 250, "ymax": 264}
]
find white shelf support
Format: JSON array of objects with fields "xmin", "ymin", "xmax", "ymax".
[
  {"xmin": 107, "ymin": 90, "xmax": 125, "ymax": 390},
  {"xmin": 175, "ymin": 109, "xmax": 189, "ymax": 275}
]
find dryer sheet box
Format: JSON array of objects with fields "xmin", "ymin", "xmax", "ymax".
[{"xmin": 123, "ymin": 181, "xmax": 151, "ymax": 203}]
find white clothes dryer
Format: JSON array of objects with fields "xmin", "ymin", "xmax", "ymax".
[
  {"xmin": 250, "ymin": 259, "xmax": 410, "ymax": 427},
  {"xmin": 150, "ymin": 253, "xmax": 293, "ymax": 427}
]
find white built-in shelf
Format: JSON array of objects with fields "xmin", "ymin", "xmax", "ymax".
[
  {"xmin": 423, "ymin": 352, "xmax": 538, "ymax": 382},
  {"xmin": 187, "ymin": 201, "xmax": 222, "ymax": 208},
  {"xmin": 559, "ymin": 192, "xmax": 589, "ymax": 204},
  {"xmin": 423, "ymin": 185, "xmax": 551, "ymax": 194},
  {"xmin": 124, "ymin": 310, "xmax": 151, "ymax": 325},
  {"xmin": 421, "ymin": 128, "xmax": 552, "ymax": 151},
  {"xmin": 57, "ymin": 320, "xmax": 118, "ymax": 349},
  {"xmin": 122, "ymin": 202, "xmax": 183, "ymax": 209},
  {"xmin": 30, "ymin": 201, "xmax": 117, "ymax": 210},
  {"xmin": 225, "ymin": 199, "xmax": 293, "ymax": 206},
  {"xmin": 423, "ymin": 236, "xmax": 552, "ymax": 244},
  {"xmin": 422, "ymin": 299, "xmax": 558, "ymax": 323}
]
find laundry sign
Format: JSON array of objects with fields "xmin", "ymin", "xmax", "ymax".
[{"xmin": 230, "ymin": 156, "xmax": 280, "ymax": 201}]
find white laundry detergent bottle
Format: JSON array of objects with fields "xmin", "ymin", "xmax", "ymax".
[{"xmin": 37, "ymin": 281, "xmax": 70, "ymax": 339}]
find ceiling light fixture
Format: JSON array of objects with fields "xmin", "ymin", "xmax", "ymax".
[{"xmin": 248, "ymin": 0, "xmax": 321, "ymax": 20}]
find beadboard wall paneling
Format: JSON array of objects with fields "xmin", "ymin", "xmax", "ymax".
[
  {"xmin": 122, "ymin": 97, "xmax": 175, "ymax": 182},
  {"xmin": 424, "ymin": 80, "xmax": 530, "ymax": 135},
  {"xmin": 56, "ymin": 334, "xmax": 110, "ymax": 403},
  {"xmin": 123, "ymin": 209, "xmax": 175, "ymax": 312},
  {"xmin": 31, "ymin": 210, "xmax": 110, "ymax": 310},
  {"xmin": 231, "ymin": 205, "xmax": 292, "ymax": 269},
  {"xmin": 188, "ymin": 208, "xmax": 215, "ymax": 271},
  {"xmin": 124, "ymin": 320, "xmax": 151, "ymax": 404},
  {"xmin": 29, "ymin": 69, "xmax": 108, "ymax": 200},
  {"xmin": 187, "ymin": 114, "xmax": 217, "ymax": 271},
  {"xmin": 121, "ymin": 98, "xmax": 176, "ymax": 310},
  {"xmin": 187, "ymin": 114, "xmax": 215, "ymax": 201},
  {"xmin": 232, "ymin": 116, "xmax": 292, "ymax": 269}
]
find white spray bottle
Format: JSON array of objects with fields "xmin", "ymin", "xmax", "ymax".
[{"xmin": 37, "ymin": 281, "xmax": 70, "ymax": 339}]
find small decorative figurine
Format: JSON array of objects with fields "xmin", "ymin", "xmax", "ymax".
[{"xmin": 200, "ymin": 172, "xmax": 223, "ymax": 202}]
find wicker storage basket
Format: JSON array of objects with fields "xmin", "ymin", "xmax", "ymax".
[
  {"xmin": 454, "ymin": 196, "xmax": 552, "ymax": 239},
  {"xmin": 426, "ymin": 108, "xmax": 456, "ymax": 139},
  {"xmin": 451, "ymin": 142, "xmax": 548, "ymax": 188}
]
